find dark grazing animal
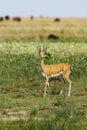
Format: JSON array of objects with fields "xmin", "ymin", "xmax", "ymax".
[
  {"xmin": 48, "ymin": 34, "xmax": 59, "ymax": 40},
  {"xmin": 5, "ymin": 15, "xmax": 10, "ymax": 20},
  {"xmin": 13, "ymin": 17, "xmax": 21, "ymax": 22},
  {"xmin": 54, "ymin": 18, "xmax": 60, "ymax": 22},
  {"xmin": 0, "ymin": 17, "xmax": 3, "ymax": 22},
  {"xmin": 30, "ymin": 16, "xmax": 34, "ymax": 20}
]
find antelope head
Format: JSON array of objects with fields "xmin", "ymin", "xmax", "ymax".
[{"xmin": 39, "ymin": 46, "xmax": 47, "ymax": 59}]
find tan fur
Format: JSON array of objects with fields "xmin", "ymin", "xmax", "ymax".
[
  {"xmin": 41, "ymin": 63, "xmax": 70, "ymax": 76},
  {"xmin": 39, "ymin": 47, "xmax": 72, "ymax": 97}
]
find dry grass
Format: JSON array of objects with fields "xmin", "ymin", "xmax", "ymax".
[{"xmin": 0, "ymin": 17, "xmax": 87, "ymax": 42}]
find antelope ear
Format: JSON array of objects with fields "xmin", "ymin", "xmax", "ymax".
[
  {"xmin": 43, "ymin": 46, "xmax": 47, "ymax": 52},
  {"xmin": 37, "ymin": 47, "xmax": 40, "ymax": 54}
]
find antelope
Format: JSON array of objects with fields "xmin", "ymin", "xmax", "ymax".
[{"xmin": 39, "ymin": 46, "xmax": 72, "ymax": 97}]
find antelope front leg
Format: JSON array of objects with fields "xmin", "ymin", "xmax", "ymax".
[
  {"xmin": 68, "ymin": 80, "xmax": 71, "ymax": 96},
  {"xmin": 43, "ymin": 76, "xmax": 49, "ymax": 97}
]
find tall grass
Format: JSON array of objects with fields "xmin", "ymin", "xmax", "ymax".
[{"xmin": 0, "ymin": 41, "xmax": 86, "ymax": 87}]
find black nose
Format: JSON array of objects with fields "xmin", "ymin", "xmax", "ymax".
[{"xmin": 41, "ymin": 57, "xmax": 43, "ymax": 59}]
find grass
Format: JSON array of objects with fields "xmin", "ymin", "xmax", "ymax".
[
  {"xmin": 0, "ymin": 41, "xmax": 86, "ymax": 130},
  {"xmin": 0, "ymin": 17, "xmax": 87, "ymax": 42},
  {"xmin": 0, "ymin": 17, "xmax": 87, "ymax": 129}
]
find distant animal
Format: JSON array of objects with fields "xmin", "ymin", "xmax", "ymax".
[
  {"xmin": 39, "ymin": 46, "xmax": 72, "ymax": 97},
  {"xmin": 40, "ymin": 16, "xmax": 43, "ymax": 18},
  {"xmin": 13, "ymin": 17, "xmax": 21, "ymax": 22},
  {"xmin": 5, "ymin": 16, "xmax": 10, "ymax": 20},
  {"xmin": 30, "ymin": 16, "xmax": 34, "ymax": 20},
  {"xmin": 0, "ymin": 17, "xmax": 3, "ymax": 22},
  {"xmin": 48, "ymin": 34, "xmax": 59, "ymax": 40},
  {"xmin": 54, "ymin": 18, "xmax": 60, "ymax": 22}
]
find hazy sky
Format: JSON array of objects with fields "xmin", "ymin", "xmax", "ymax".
[{"xmin": 0, "ymin": 0, "xmax": 87, "ymax": 17}]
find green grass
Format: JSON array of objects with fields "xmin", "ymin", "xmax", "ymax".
[
  {"xmin": 0, "ymin": 41, "xmax": 86, "ymax": 129},
  {"xmin": 0, "ymin": 17, "xmax": 87, "ymax": 129}
]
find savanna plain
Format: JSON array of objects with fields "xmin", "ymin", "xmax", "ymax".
[{"xmin": 0, "ymin": 17, "xmax": 87, "ymax": 130}]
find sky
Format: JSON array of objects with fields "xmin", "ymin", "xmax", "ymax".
[{"xmin": 0, "ymin": 0, "xmax": 87, "ymax": 18}]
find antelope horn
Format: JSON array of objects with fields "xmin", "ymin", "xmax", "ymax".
[
  {"xmin": 41, "ymin": 45, "xmax": 43, "ymax": 51},
  {"xmin": 43, "ymin": 46, "xmax": 47, "ymax": 51}
]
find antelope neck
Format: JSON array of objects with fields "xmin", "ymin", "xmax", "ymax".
[{"xmin": 40, "ymin": 57, "xmax": 44, "ymax": 65}]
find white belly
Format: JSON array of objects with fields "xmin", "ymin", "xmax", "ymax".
[{"xmin": 42, "ymin": 72, "xmax": 63, "ymax": 78}]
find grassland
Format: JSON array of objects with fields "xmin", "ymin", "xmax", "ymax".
[
  {"xmin": 0, "ymin": 17, "xmax": 87, "ymax": 130},
  {"xmin": 0, "ymin": 17, "xmax": 87, "ymax": 42}
]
